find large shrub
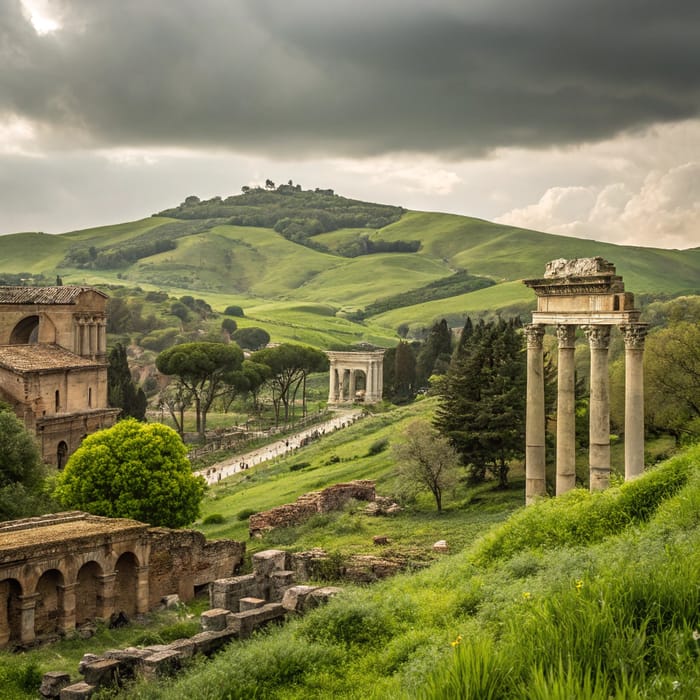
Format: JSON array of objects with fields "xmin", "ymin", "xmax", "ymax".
[{"xmin": 54, "ymin": 419, "xmax": 205, "ymax": 527}]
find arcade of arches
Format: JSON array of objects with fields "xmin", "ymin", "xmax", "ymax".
[
  {"xmin": 523, "ymin": 258, "xmax": 647, "ymax": 504},
  {"xmin": 0, "ymin": 512, "xmax": 244, "ymax": 648},
  {"xmin": 327, "ymin": 350, "xmax": 385, "ymax": 405}
]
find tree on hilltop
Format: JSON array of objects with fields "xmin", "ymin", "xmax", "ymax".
[{"xmin": 54, "ymin": 419, "xmax": 204, "ymax": 528}]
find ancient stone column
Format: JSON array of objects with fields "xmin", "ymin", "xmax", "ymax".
[
  {"xmin": 18, "ymin": 593, "xmax": 40, "ymax": 645},
  {"xmin": 556, "ymin": 324, "xmax": 577, "ymax": 495},
  {"xmin": 349, "ymin": 369, "xmax": 357, "ymax": 402},
  {"xmin": 621, "ymin": 324, "xmax": 648, "ymax": 480},
  {"xmin": 136, "ymin": 565, "xmax": 150, "ymax": 614},
  {"xmin": 96, "ymin": 573, "xmax": 117, "ymax": 620},
  {"xmin": 58, "ymin": 583, "xmax": 77, "ymax": 633},
  {"xmin": 80, "ymin": 317, "xmax": 89, "ymax": 356},
  {"xmin": 583, "ymin": 325, "xmax": 611, "ymax": 491},
  {"xmin": 525, "ymin": 324, "xmax": 546, "ymax": 503},
  {"xmin": 97, "ymin": 318, "xmax": 107, "ymax": 356},
  {"xmin": 328, "ymin": 366, "xmax": 337, "ymax": 404}
]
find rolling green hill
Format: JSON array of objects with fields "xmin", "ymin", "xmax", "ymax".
[{"xmin": 1, "ymin": 188, "xmax": 698, "ymax": 346}]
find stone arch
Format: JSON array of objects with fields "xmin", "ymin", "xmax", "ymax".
[
  {"xmin": 0, "ymin": 578, "xmax": 22, "ymax": 647},
  {"xmin": 56, "ymin": 441, "xmax": 68, "ymax": 470},
  {"xmin": 10, "ymin": 315, "xmax": 39, "ymax": 344},
  {"xmin": 114, "ymin": 552, "xmax": 139, "ymax": 617},
  {"xmin": 75, "ymin": 561, "xmax": 103, "ymax": 625},
  {"xmin": 34, "ymin": 569, "xmax": 65, "ymax": 637}
]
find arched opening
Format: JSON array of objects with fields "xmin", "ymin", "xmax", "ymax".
[
  {"xmin": 56, "ymin": 441, "xmax": 68, "ymax": 470},
  {"xmin": 353, "ymin": 370, "xmax": 367, "ymax": 402},
  {"xmin": 35, "ymin": 569, "xmax": 65, "ymax": 638},
  {"xmin": 114, "ymin": 552, "xmax": 139, "ymax": 617},
  {"xmin": 9, "ymin": 315, "xmax": 39, "ymax": 344},
  {"xmin": 0, "ymin": 578, "xmax": 22, "ymax": 648},
  {"xmin": 76, "ymin": 561, "xmax": 103, "ymax": 625}
]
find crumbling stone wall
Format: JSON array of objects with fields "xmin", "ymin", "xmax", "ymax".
[{"xmin": 249, "ymin": 480, "xmax": 375, "ymax": 537}]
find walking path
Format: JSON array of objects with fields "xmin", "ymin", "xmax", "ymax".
[{"xmin": 195, "ymin": 409, "xmax": 364, "ymax": 485}]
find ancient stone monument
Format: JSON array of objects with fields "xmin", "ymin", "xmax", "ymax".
[
  {"xmin": 0, "ymin": 511, "xmax": 244, "ymax": 649},
  {"xmin": 0, "ymin": 286, "xmax": 119, "ymax": 466},
  {"xmin": 327, "ymin": 350, "xmax": 384, "ymax": 404},
  {"xmin": 523, "ymin": 258, "xmax": 647, "ymax": 503}
]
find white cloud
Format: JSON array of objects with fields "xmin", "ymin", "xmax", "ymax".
[{"xmin": 20, "ymin": 0, "xmax": 61, "ymax": 35}]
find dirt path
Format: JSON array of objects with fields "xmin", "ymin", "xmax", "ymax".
[{"xmin": 195, "ymin": 409, "xmax": 364, "ymax": 485}]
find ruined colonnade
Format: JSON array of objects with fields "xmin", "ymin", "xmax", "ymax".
[{"xmin": 523, "ymin": 258, "xmax": 648, "ymax": 504}]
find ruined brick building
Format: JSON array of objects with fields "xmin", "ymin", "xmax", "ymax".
[{"xmin": 0, "ymin": 286, "xmax": 119, "ymax": 467}]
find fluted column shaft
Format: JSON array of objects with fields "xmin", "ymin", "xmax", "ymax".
[
  {"xmin": 525, "ymin": 324, "xmax": 546, "ymax": 503},
  {"xmin": 556, "ymin": 325, "xmax": 577, "ymax": 494},
  {"xmin": 622, "ymin": 324, "xmax": 648, "ymax": 480},
  {"xmin": 584, "ymin": 325, "xmax": 611, "ymax": 491}
]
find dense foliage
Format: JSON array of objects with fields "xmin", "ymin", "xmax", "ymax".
[
  {"xmin": 0, "ymin": 404, "xmax": 50, "ymax": 520},
  {"xmin": 157, "ymin": 187, "xmax": 405, "ymax": 242},
  {"xmin": 54, "ymin": 419, "xmax": 205, "ymax": 527},
  {"xmin": 434, "ymin": 317, "xmax": 526, "ymax": 487},
  {"xmin": 107, "ymin": 343, "xmax": 147, "ymax": 420},
  {"xmin": 156, "ymin": 342, "xmax": 244, "ymax": 436}
]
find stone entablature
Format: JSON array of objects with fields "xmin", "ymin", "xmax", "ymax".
[
  {"xmin": 523, "ymin": 258, "xmax": 648, "ymax": 504},
  {"xmin": 0, "ymin": 512, "xmax": 245, "ymax": 649},
  {"xmin": 327, "ymin": 350, "xmax": 385, "ymax": 404},
  {"xmin": 249, "ymin": 480, "xmax": 376, "ymax": 537}
]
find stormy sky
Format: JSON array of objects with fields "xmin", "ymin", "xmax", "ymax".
[{"xmin": 1, "ymin": 0, "xmax": 699, "ymax": 249}]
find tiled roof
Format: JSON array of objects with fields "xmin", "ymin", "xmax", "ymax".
[
  {"xmin": 0, "ymin": 344, "xmax": 102, "ymax": 372},
  {"xmin": 0, "ymin": 286, "xmax": 107, "ymax": 305}
]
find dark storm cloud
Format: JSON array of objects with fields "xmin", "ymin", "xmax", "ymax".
[{"xmin": 2, "ymin": 0, "xmax": 699, "ymax": 157}]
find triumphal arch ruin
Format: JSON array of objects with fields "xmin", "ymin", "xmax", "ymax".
[
  {"xmin": 523, "ymin": 258, "xmax": 647, "ymax": 504},
  {"xmin": 327, "ymin": 350, "xmax": 385, "ymax": 404}
]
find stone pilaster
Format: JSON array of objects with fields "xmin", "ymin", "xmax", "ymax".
[
  {"xmin": 349, "ymin": 370, "xmax": 356, "ymax": 401},
  {"xmin": 525, "ymin": 324, "xmax": 546, "ymax": 503},
  {"xmin": 136, "ymin": 565, "xmax": 150, "ymax": 615},
  {"xmin": 621, "ymin": 323, "xmax": 648, "ymax": 480},
  {"xmin": 96, "ymin": 574, "xmax": 117, "ymax": 620},
  {"xmin": 18, "ymin": 593, "xmax": 40, "ymax": 645},
  {"xmin": 583, "ymin": 325, "xmax": 611, "ymax": 491},
  {"xmin": 555, "ymin": 324, "xmax": 577, "ymax": 495},
  {"xmin": 58, "ymin": 583, "xmax": 77, "ymax": 633}
]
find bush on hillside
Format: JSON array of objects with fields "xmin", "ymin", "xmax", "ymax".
[{"xmin": 473, "ymin": 451, "xmax": 695, "ymax": 565}]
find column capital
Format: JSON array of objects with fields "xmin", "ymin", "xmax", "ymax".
[
  {"xmin": 555, "ymin": 324, "xmax": 576, "ymax": 349},
  {"xmin": 524, "ymin": 323, "xmax": 545, "ymax": 349},
  {"xmin": 582, "ymin": 324, "xmax": 611, "ymax": 349},
  {"xmin": 620, "ymin": 323, "xmax": 648, "ymax": 350}
]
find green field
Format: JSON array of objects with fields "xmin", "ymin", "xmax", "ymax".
[{"xmin": 2, "ymin": 191, "xmax": 698, "ymax": 349}]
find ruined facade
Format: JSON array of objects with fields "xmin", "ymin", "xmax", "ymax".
[
  {"xmin": 0, "ymin": 511, "xmax": 245, "ymax": 649},
  {"xmin": 523, "ymin": 258, "xmax": 647, "ymax": 503},
  {"xmin": 0, "ymin": 286, "xmax": 119, "ymax": 466}
]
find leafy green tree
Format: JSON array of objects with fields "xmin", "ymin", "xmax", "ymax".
[
  {"xmin": 156, "ymin": 342, "xmax": 244, "ymax": 437},
  {"xmin": 645, "ymin": 321, "xmax": 700, "ymax": 443},
  {"xmin": 54, "ymin": 419, "xmax": 204, "ymax": 527},
  {"xmin": 107, "ymin": 343, "xmax": 147, "ymax": 420},
  {"xmin": 251, "ymin": 344, "xmax": 328, "ymax": 423},
  {"xmin": 224, "ymin": 305, "xmax": 245, "ymax": 317},
  {"xmin": 392, "ymin": 419, "xmax": 460, "ymax": 513},
  {"xmin": 232, "ymin": 327, "xmax": 271, "ymax": 350},
  {"xmin": 221, "ymin": 318, "xmax": 238, "ymax": 336},
  {"xmin": 0, "ymin": 404, "xmax": 52, "ymax": 520},
  {"xmin": 434, "ymin": 318, "xmax": 526, "ymax": 487}
]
